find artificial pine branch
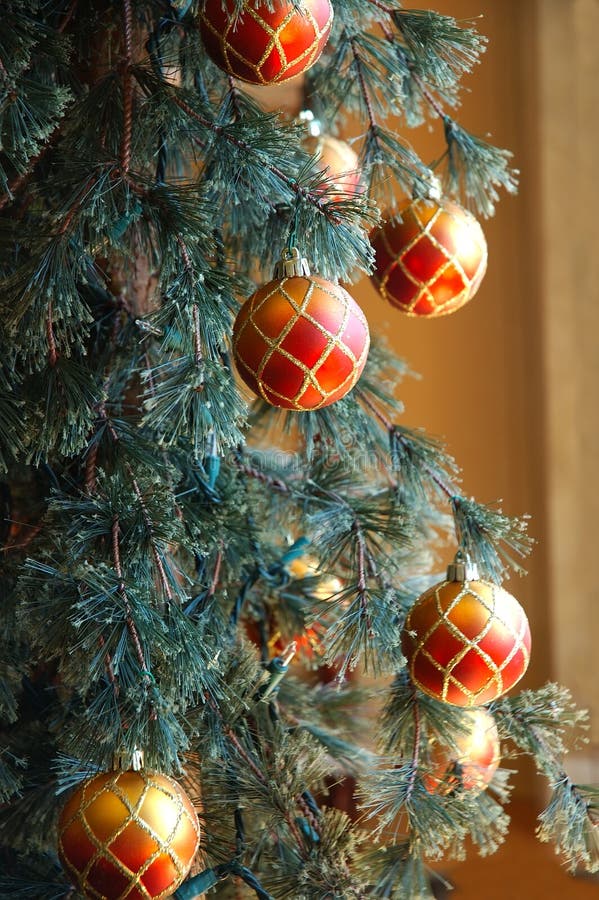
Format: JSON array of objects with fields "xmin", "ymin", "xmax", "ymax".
[{"xmin": 0, "ymin": 2, "xmax": 596, "ymax": 896}]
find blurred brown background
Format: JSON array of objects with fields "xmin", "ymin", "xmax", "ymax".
[
  {"xmin": 367, "ymin": 1, "xmax": 599, "ymax": 895},
  {"xmin": 369, "ymin": 0, "xmax": 599, "ymax": 763},
  {"xmin": 262, "ymin": 0, "xmax": 599, "ymax": 895}
]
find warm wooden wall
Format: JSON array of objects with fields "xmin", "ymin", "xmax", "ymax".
[
  {"xmin": 355, "ymin": 0, "xmax": 599, "ymax": 764},
  {"xmin": 536, "ymin": 0, "xmax": 599, "ymax": 759}
]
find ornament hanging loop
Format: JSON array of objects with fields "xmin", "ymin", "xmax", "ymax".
[
  {"xmin": 412, "ymin": 171, "xmax": 443, "ymax": 203},
  {"xmin": 273, "ymin": 246, "xmax": 311, "ymax": 279},
  {"xmin": 112, "ymin": 746, "xmax": 145, "ymax": 772},
  {"xmin": 447, "ymin": 549, "xmax": 479, "ymax": 582},
  {"xmin": 284, "ymin": 193, "xmax": 303, "ymax": 256}
]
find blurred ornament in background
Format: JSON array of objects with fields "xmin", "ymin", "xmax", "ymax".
[
  {"xmin": 299, "ymin": 110, "xmax": 363, "ymax": 198},
  {"xmin": 423, "ymin": 708, "xmax": 501, "ymax": 796},
  {"xmin": 287, "ymin": 554, "xmax": 344, "ymax": 601},
  {"xmin": 245, "ymin": 552, "xmax": 342, "ymax": 660}
]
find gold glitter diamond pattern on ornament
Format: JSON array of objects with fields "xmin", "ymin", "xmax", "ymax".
[
  {"xmin": 378, "ymin": 204, "xmax": 487, "ymax": 316},
  {"xmin": 58, "ymin": 771, "xmax": 200, "ymax": 900},
  {"xmin": 202, "ymin": 3, "xmax": 333, "ymax": 85},
  {"xmin": 409, "ymin": 580, "xmax": 530, "ymax": 705},
  {"xmin": 234, "ymin": 277, "xmax": 368, "ymax": 410}
]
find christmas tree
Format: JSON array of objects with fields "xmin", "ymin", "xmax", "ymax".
[{"xmin": 0, "ymin": 1, "xmax": 597, "ymax": 897}]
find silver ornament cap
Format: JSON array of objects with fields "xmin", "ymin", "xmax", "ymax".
[
  {"xmin": 273, "ymin": 246, "xmax": 311, "ymax": 279},
  {"xmin": 446, "ymin": 549, "xmax": 479, "ymax": 582}
]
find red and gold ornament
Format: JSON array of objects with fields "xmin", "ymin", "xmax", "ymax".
[
  {"xmin": 371, "ymin": 197, "xmax": 487, "ymax": 317},
  {"xmin": 58, "ymin": 757, "xmax": 200, "ymax": 900},
  {"xmin": 423, "ymin": 708, "xmax": 500, "ymax": 796},
  {"xmin": 232, "ymin": 248, "xmax": 370, "ymax": 410},
  {"xmin": 199, "ymin": 0, "xmax": 333, "ymax": 86},
  {"xmin": 401, "ymin": 554, "xmax": 531, "ymax": 706}
]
